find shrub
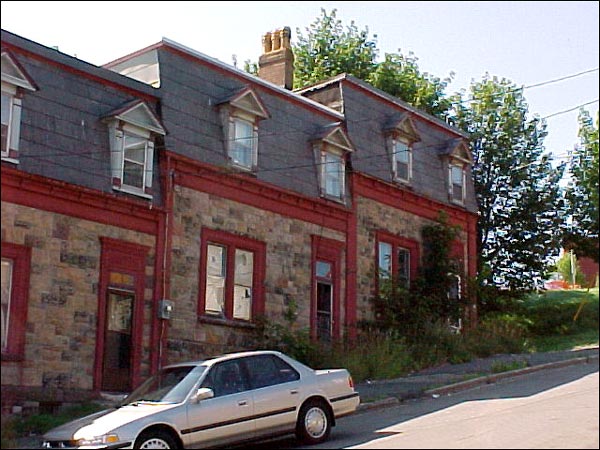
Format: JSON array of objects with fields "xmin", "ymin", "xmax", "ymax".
[{"xmin": 462, "ymin": 314, "xmax": 528, "ymax": 357}]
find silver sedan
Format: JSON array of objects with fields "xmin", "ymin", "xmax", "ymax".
[{"xmin": 42, "ymin": 350, "xmax": 360, "ymax": 449}]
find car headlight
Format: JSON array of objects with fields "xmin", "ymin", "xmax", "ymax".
[{"xmin": 75, "ymin": 433, "xmax": 120, "ymax": 447}]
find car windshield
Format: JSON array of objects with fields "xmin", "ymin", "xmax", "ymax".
[{"xmin": 121, "ymin": 365, "xmax": 207, "ymax": 405}]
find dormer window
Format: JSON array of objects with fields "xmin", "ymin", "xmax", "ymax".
[
  {"xmin": 230, "ymin": 116, "xmax": 257, "ymax": 169},
  {"xmin": 383, "ymin": 113, "xmax": 420, "ymax": 185},
  {"xmin": 450, "ymin": 164, "xmax": 466, "ymax": 204},
  {"xmin": 217, "ymin": 87, "xmax": 269, "ymax": 172},
  {"xmin": 1, "ymin": 50, "xmax": 37, "ymax": 162},
  {"xmin": 444, "ymin": 139, "xmax": 473, "ymax": 206},
  {"xmin": 323, "ymin": 151, "xmax": 344, "ymax": 198},
  {"xmin": 393, "ymin": 140, "xmax": 412, "ymax": 182},
  {"xmin": 312, "ymin": 124, "xmax": 354, "ymax": 203},
  {"xmin": 103, "ymin": 100, "xmax": 165, "ymax": 199}
]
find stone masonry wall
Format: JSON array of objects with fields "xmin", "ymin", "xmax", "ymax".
[
  {"xmin": 1, "ymin": 202, "xmax": 156, "ymax": 395},
  {"xmin": 166, "ymin": 186, "xmax": 346, "ymax": 362},
  {"xmin": 354, "ymin": 196, "xmax": 467, "ymax": 322}
]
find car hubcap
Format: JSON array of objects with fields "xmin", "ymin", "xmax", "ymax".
[
  {"xmin": 140, "ymin": 438, "xmax": 171, "ymax": 449},
  {"xmin": 305, "ymin": 406, "xmax": 327, "ymax": 439}
]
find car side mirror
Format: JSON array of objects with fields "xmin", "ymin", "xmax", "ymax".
[{"xmin": 192, "ymin": 387, "xmax": 214, "ymax": 403}]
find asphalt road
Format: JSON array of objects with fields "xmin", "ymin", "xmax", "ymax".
[{"xmin": 239, "ymin": 359, "xmax": 599, "ymax": 449}]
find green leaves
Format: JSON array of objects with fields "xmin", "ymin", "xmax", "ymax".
[
  {"xmin": 291, "ymin": 8, "xmax": 452, "ymax": 119},
  {"xmin": 564, "ymin": 109, "xmax": 599, "ymax": 261},
  {"xmin": 451, "ymin": 75, "xmax": 567, "ymax": 290}
]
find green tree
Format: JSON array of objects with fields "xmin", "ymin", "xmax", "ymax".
[
  {"xmin": 293, "ymin": 8, "xmax": 378, "ymax": 88},
  {"xmin": 555, "ymin": 250, "xmax": 587, "ymax": 287},
  {"xmin": 366, "ymin": 51, "xmax": 454, "ymax": 118},
  {"xmin": 451, "ymin": 75, "xmax": 567, "ymax": 291},
  {"xmin": 262, "ymin": 8, "xmax": 454, "ymax": 118},
  {"xmin": 564, "ymin": 109, "xmax": 599, "ymax": 262}
]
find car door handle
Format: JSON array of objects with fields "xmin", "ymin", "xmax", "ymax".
[
  {"xmin": 238, "ymin": 400, "xmax": 248, "ymax": 406},
  {"xmin": 290, "ymin": 389, "xmax": 298, "ymax": 395}
]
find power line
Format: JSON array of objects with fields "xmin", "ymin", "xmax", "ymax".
[
  {"xmin": 454, "ymin": 67, "xmax": 599, "ymax": 105},
  {"xmin": 541, "ymin": 99, "xmax": 599, "ymax": 120}
]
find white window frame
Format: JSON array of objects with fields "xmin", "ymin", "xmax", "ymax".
[
  {"xmin": 228, "ymin": 115, "xmax": 258, "ymax": 171},
  {"xmin": 449, "ymin": 164, "xmax": 466, "ymax": 204},
  {"xmin": 392, "ymin": 139, "xmax": 412, "ymax": 183},
  {"xmin": 1, "ymin": 83, "xmax": 22, "ymax": 162},
  {"xmin": 1, "ymin": 257, "xmax": 14, "ymax": 352},
  {"xmin": 318, "ymin": 148, "xmax": 345, "ymax": 201},
  {"xmin": 108, "ymin": 122, "xmax": 155, "ymax": 199}
]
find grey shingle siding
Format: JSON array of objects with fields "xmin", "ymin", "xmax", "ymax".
[
  {"xmin": 304, "ymin": 81, "xmax": 478, "ymax": 213},
  {"xmin": 157, "ymin": 48, "xmax": 340, "ymax": 200},
  {"xmin": 3, "ymin": 31, "xmax": 163, "ymax": 204}
]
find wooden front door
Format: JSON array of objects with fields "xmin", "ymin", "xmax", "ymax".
[{"xmin": 101, "ymin": 289, "xmax": 134, "ymax": 392}]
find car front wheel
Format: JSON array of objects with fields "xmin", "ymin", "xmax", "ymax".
[
  {"xmin": 134, "ymin": 430, "xmax": 178, "ymax": 449},
  {"xmin": 296, "ymin": 399, "xmax": 332, "ymax": 445}
]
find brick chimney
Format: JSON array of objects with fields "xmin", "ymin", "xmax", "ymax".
[{"xmin": 258, "ymin": 27, "xmax": 294, "ymax": 90}]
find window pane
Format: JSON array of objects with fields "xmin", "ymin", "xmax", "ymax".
[
  {"xmin": 231, "ymin": 119, "xmax": 254, "ymax": 168},
  {"xmin": 206, "ymin": 244, "xmax": 226, "ymax": 315},
  {"xmin": 1, "ymin": 258, "xmax": 13, "ymax": 351},
  {"xmin": 395, "ymin": 141, "xmax": 409, "ymax": 163},
  {"xmin": 451, "ymin": 166, "xmax": 464, "ymax": 202},
  {"xmin": 316, "ymin": 282, "xmax": 332, "ymax": 342},
  {"xmin": 106, "ymin": 291, "xmax": 133, "ymax": 333},
  {"xmin": 451, "ymin": 166, "xmax": 462, "ymax": 184},
  {"xmin": 398, "ymin": 248, "xmax": 410, "ymax": 287},
  {"xmin": 396, "ymin": 161, "xmax": 409, "ymax": 181},
  {"xmin": 324, "ymin": 153, "xmax": 342, "ymax": 197},
  {"xmin": 124, "ymin": 135, "xmax": 147, "ymax": 163},
  {"xmin": 123, "ymin": 160, "xmax": 144, "ymax": 188},
  {"xmin": 315, "ymin": 261, "xmax": 332, "ymax": 279},
  {"xmin": 378, "ymin": 242, "xmax": 392, "ymax": 279},
  {"xmin": 233, "ymin": 249, "xmax": 253, "ymax": 320}
]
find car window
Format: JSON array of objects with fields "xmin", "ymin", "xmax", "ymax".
[
  {"xmin": 245, "ymin": 355, "xmax": 300, "ymax": 389},
  {"xmin": 201, "ymin": 360, "xmax": 249, "ymax": 397},
  {"xmin": 122, "ymin": 365, "xmax": 205, "ymax": 405}
]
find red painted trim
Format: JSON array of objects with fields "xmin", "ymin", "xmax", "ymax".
[
  {"xmin": 311, "ymin": 235, "xmax": 345, "ymax": 340},
  {"xmin": 345, "ymin": 177, "xmax": 358, "ymax": 339},
  {"xmin": 355, "ymin": 172, "xmax": 476, "ymax": 227},
  {"xmin": 1, "ymin": 166, "xmax": 162, "ymax": 235},
  {"xmin": 0, "ymin": 242, "xmax": 31, "ymax": 361},
  {"xmin": 198, "ymin": 227, "xmax": 266, "ymax": 321},
  {"xmin": 162, "ymin": 45, "xmax": 342, "ymax": 122},
  {"xmin": 376, "ymin": 231, "xmax": 420, "ymax": 286},
  {"xmin": 94, "ymin": 238, "xmax": 150, "ymax": 391},
  {"xmin": 168, "ymin": 151, "xmax": 350, "ymax": 232},
  {"xmin": 2, "ymin": 43, "xmax": 158, "ymax": 103}
]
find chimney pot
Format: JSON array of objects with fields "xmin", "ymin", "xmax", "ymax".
[{"xmin": 258, "ymin": 26, "xmax": 295, "ymax": 90}]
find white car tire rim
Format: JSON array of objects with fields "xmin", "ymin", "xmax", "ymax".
[
  {"xmin": 140, "ymin": 437, "xmax": 172, "ymax": 449},
  {"xmin": 305, "ymin": 406, "xmax": 327, "ymax": 439}
]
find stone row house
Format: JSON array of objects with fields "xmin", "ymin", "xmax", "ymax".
[{"xmin": 1, "ymin": 27, "xmax": 478, "ymax": 411}]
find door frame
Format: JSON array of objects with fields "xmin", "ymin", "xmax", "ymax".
[{"xmin": 94, "ymin": 237, "xmax": 149, "ymax": 392}]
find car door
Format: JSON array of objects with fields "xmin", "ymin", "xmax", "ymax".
[
  {"xmin": 244, "ymin": 354, "xmax": 302, "ymax": 438},
  {"xmin": 184, "ymin": 359, "xmax": 254, "ymax": 448}
]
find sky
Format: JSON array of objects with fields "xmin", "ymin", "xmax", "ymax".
[{"xmin": 1, "ymin": 1, "xmax": 598, "ymax": 165}]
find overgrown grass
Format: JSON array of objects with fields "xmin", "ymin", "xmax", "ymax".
[{"xmin": 1, "ymin": 402, "xmax": 106, "ymax": 448}]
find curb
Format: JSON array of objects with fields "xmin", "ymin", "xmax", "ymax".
[
  {"xmin": 425, "ymin": 354, "xmax": 599, "ymax": 396},
  {"xmin": 357, "ymin": 353, "xmax": 599, "ymax": 412}
]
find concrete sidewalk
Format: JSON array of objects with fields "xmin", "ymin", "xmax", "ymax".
[{"xmin": 355, "ymin": 346, "xmax": 599, "ymax": 411}]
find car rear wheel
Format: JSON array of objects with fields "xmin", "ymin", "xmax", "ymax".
[
  {"xmin": 134, "ymin": 430, "xmax": 178, "ymax": 449},
  {"xmin": 296, "ymin": 399, "xmax": 332, "ymax": 445}
]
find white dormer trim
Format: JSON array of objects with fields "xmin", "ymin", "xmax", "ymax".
[
  {"xmin": 1, "ymin": 51, "xmax": 37, "ymax": 92},
  {"xmin": 109, "ymin": 100, "xmax": 166, "ymax": 136}
]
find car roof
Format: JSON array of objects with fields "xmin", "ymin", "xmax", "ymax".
[{"xmin": 163, "ymin": 350, "xmax": 286, "ymax": 369}]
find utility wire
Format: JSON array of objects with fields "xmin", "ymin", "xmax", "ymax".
[{"xmin": 453, "ymin": 67, "xmax": 599, "ymax": 105}]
